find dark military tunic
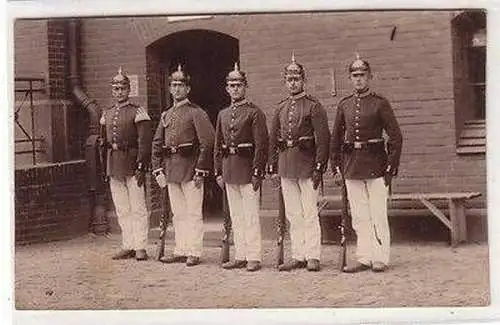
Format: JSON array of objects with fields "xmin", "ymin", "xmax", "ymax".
[
  {"xmin": 268, "ymin": 91, "xmax": 330, "ymax": 178},
  {"xmin": 330, "ymin": 89, "xmax": 403, "ymax": 180},
  {"xmin": 100, "ymin": 100, "xmax": 152, "ymax": 178},
  {"xmin": 151, "ymin": 99, "xmax": 215, "ymax": 183},
  {"xmin": 214, "ymin": 99, "xmax": 269, "ymax": 184}
]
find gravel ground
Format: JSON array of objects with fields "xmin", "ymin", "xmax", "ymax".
[{"xmin": 15, "ymin": 234, "xmax": 490, "ymax": 309}]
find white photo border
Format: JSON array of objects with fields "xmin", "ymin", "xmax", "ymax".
[{"xmin": 2, "ymin": 0, "xmax": 500, "ymax": 324}]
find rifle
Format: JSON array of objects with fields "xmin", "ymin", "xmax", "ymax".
[
  {"xmin": 275, "ymin": 185, "xmax": 286, "ymax": 268},
  {"xmin": 98, "ymin": 125, "xmax": 108, "ymax": 184},
  {"xmin": 339, "ymin": 177, "xmax": 350, "ymax": 271},
  {"xmin": 220, "ymin": 186, "xmax": 231, "ymax": 264},
  {"xmin": 156, "ymin": 186, "xmax": 171, "ymax": 260},
  {"xmin": 220, "ymin": 187, "xmax": 232, "ymax": 263}
]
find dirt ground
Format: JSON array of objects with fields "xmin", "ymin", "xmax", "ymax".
[{"xmin": 14, "ymin": 234, "xmax": 490, "ymax": 310}]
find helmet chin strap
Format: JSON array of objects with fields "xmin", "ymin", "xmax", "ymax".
[{"xmin": 355, "ymin": 87, "xmax": 369, "ymax": 94}]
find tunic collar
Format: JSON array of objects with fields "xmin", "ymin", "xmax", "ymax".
[
  {"xmin": 230, "ymin": 98, "xmax": 248, "ymax": 108},
  {"xmin": 290, "ymin": 91, "xmax": 306, "ymax": 101},
  {"xmin": 172, "ymin": 98, "xmax": 190, "ymax": 109},
  {"xmin": 354, "ymin": 88, "xmax": 371, "ymax": 98},
  {"xmin": 115, "ymin": 100, "xmax": 130, "ymax": 109}
]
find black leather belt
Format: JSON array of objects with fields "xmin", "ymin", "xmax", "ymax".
[
  {"xmin": 222, "ymin": 143, "xmax": 253, "ymax": 156},
  {"xmin": 277, "ymin": 136, "xmax": 314, "ymax": 151},
  {"xmin": 343, "ymin": 138, "xmax": 384, "ymax": 151},
  {"xmin": 105, "ymin": 142, "xmax": 137, "ymax": 151},
  {"xmin": 162, "ymin": 143, "xmax": 195, "ymax": 156}
]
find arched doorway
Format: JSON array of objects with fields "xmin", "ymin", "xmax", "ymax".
[{"xmin": 146, "ymin": 30, "xmax": 239, "ymax": 219}]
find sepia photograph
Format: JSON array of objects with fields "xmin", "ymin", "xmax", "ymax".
[{"xmin": 5, "ymin": 1, "xmax": 500, "ymax": 324}]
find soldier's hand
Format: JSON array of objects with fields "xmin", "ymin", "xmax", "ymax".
[
  {"xmin": 216, "ymin": 176, "xmax": 224, "ymax": 189},
  {"xmin": 102, "ymin": 174, "xmax": 109, "ymax": 184},
  {"xmin": 333, "ymin": 172, "xmax": 343, "ymax": 187},
  {"xmin": 135, "ymin": 170, "xmax": 145, "ymax": 187},
  {"xmin": 270, "ymin": 173, "xmax": 281, "ymax": 189},
  {"xmin": 193, "ymin": 175, "xmax": 204, "ymax": 189},
  {"xmin": 312, "ymin": 171, "xmax": 322, "ymax": 190},
  {"xmin": 251, "ymin": 176, "xmax": 262, "ymax": 192},
  {"xmin": 155, "ymin": 172, "xmax": 167, "ymax": 189},
  {"xmin": 384, "ymin": 172, "xmax": 393, "ymax": 188}
]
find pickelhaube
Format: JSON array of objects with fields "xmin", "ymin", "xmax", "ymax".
[
  {"xmin": 284, "ymin": 52, "xmax": 305, "ymax": 78},
  {"xmin": 111, "ymin": 67, "xmax": 130, "ymax": 87},
  {"xmin": 348, "ymin": 53, "xmax": 371, "ymax": 73},
  {"xmin": 226, "ymin": 62, "xmax": 247, "ymax": 84},
  {"xmin": 169, "ymin": 64, "xmax": 191, "ymax": 85}
]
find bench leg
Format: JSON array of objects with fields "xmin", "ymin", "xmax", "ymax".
[{"xmin": 448, "ymin": 198, "xmax": 467, "ymax": 247}]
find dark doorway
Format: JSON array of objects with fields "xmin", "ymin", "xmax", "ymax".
[
  {"xmin": 154, "ymin": 29, "xmax": 239, "ymax": 125},
  {"xmin": 147, "ymin": 29, "xmax": 239, "ymax": 218}
]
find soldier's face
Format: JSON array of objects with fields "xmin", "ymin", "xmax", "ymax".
[
  {"xmin": 349, "ymin": 71, "xmax": 371, "ymax": 91},
  {"xmin": 285, "ymin": 75, "xmax": 305, "ymax": 95},
  {"xmin": 111, "ymin": 85, "xmax": 130, "ymax": 102},
  {"xmin": 226, "ymin": 81, "xmax": 246, "ymax": 101},
  {"xmin": 170, "ymin": 81, "xmax": 190, "ymax": 101}
]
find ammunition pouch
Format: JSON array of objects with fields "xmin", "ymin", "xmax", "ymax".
[
  {"xmin": 221, "ymin": 143, "xmax": 254, "ymax": 158},
  {"xmin": 162, "ymin": 143, "xmax": 196, "ymax": 157}
]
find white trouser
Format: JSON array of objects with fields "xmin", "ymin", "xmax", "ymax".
[
  {"xmin": 167, "ymin": 181, "xmax": 204, "ymax": 257},
  {"xmin": 109, "ymin": 176, "xmax": 149, "ymax": 250},
  {"xmin": 280, "ymin": 177, "xmax": 321, "ymax": 261},
  {"xmin": 225, "ymin": 183, "xmax": 262, "ymax": 262},
  {"xmin": 345, "ymin": 177, "xmax": 390, "ymax": 265}
]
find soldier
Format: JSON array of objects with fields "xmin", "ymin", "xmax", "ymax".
[
  {"xmin": 151, "ymin": 65, "xmax": 215, "ymax": 267},
  {"xmin": 330, "ymin": 54, "xmax": 403, "ymax": 273},
  {"xmin": 268, "ymin": 54, "xmax": 330, "ymax": 272},
  {"xmin": 214, "ymin": 63, "xmax": 269, "ymax": 272},
  {"xmin": 100, "ymin": 67, "xmax": 152, "ymax": 261}
]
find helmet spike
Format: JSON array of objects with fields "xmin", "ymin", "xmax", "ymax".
[
  {"xmin": 169, "ymin": 64, "xmax": 190, "ymax": 85},
  {"xmin": 111, "ymin": 66, "xmax": 130, "ymax": 87},
  {"xmin": 284, "ymin": 51, "xmax": 304, "ymax": 79},
  {"xmin": 226, "ymin": 62, "xmax": 247, "ymax": 84},
  {"xmin": 349, "ymin": 52, "xmax": 371, "ymax": 73}
]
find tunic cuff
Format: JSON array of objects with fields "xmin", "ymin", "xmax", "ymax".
[
  {"xmin": 267, "ymin": 164, "xmax": 277, "ymax": 175},
  {"xmin": 252, "ymin": 168, "xmax": 265, "ymax": 178},
  {"xmin": 152, "ymin": 168, "xmax": 164, "ymax": 177},
  {"xmin": 195, "ymin": 168, "xmax": 210, "ymax": 177}
]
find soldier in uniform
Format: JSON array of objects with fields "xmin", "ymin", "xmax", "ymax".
[
  {"xmin": 214, "ymin": 63, "xmax": 269, "ymax": 272},
  {"xmin": 268, "ymin": 54, "xmax": 330, "ymax": 272},
  {"xmin": 330, "ymin": 54, "xmax": 403, "ymax": 273},
  {"xmin": 151, "ymin": 65, "xmax": 215, "ymax": 267},
  {"xmin": 100, "ymin": 67, "xmax": 152, "ymax": 261}
]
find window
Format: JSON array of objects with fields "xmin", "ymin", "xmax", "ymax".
[
  {"xmin": 453, "ymin": 10, "xmax": 486, "ymax": 154},
  {"xmin": 468, "ymin": 28, "xmax": 486, "ymax": 119}
]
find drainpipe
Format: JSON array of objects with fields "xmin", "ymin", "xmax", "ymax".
[{"xmin": 67, "ymin": 19, "xmax": 109, "ymax": 235}]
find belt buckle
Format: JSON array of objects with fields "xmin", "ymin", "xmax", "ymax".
[
  {"xmin": 354, "ymin": 142, "xmax": 362, "ymax": 149},
  {"xmin": 171, "ymin": 147, "xmax": 177, "ymax": 154},
  {"xmin": 111, "ymin": 143, "xmax": 119, "ymax": 150},
  {"xmin": 286, "ymin": 140, "xmax": 294, "ymax": 147},
  {"xmin": 229, "ymin": 147, "xmax": 236, "ymax": 154}
]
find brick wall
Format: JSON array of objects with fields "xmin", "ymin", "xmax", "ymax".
[
  {"xmin": 15, "ymin": 160, "xmax": 91, "ymax": 244},
  {"xmin": 76, "ymin": 11, "xmax": 486, "ymax": 215},
  {"xmin": 14, "ymin": 20, "xmax": 48, "ymax": 78}
]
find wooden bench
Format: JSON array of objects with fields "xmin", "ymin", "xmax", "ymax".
[{"xmin": 318, "ymin": 192, "xmax": 482, "ymax": 247}]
